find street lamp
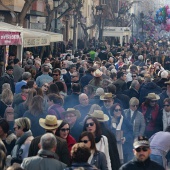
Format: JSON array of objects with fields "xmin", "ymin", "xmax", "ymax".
[
  {"xmin": 140, "ymin": 12, "xmax": 144, "ymax": 41},
  {"xmin": 53, "ymin": 0, "xmax": 60, "ymax": 56},
  {"xmin": 131, "ymin": 13, "xmax": 135, "ymax": 43},
  {"xmin": 96, "ymin": 5, "xmax": 103, "ymax": 43}
]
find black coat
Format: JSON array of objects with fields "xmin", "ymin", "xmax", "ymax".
[
  {"xmin": 63, "ymin": 72, "xmax": 71, "ymax": 94},
  {"xmin": 123, "ymin": 88, "xmax": 139, "ymax": 99},
  {"xmin": 119, "ymin": 157, "xmax": 165, "ymax": 170},
  {"xmin": 28, "ymin": 133, "xmax": 70, "ymax": 165},
  {"xmin": 100, "ymin": 123, "xmax": 121, "ymax": 170}
]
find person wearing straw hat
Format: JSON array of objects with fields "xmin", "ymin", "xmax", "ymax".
[
  {"xmin": 88, "ymin": 69, "xmax": 103, "ymax": 91},
  {"xmin": 62, "ymin": 108, "xmax": 82, "ymax": 142},
  {"xmin": 28, "ymin": 115, "xmax": 70, "ymax": 165},
  {"xmin": 100, "ymin": 93, "xmax": 116, "ymax": 126},
  {"xmin": 140, "ymin": 93, "xmax": 162, "ymax": 138},
  {"xmin": 89, "ymin": 110, "xmax": 121, "ymax": 170}
]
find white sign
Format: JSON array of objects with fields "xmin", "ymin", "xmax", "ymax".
[{"xmin": 24, "ymin": 37, "xmax": 50, "ymax": 47}]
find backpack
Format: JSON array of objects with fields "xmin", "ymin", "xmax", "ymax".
[{"xmin": 4, "ymin": 104, "xmax": 14, "ymax": 122}]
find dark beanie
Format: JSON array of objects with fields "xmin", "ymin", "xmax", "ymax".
[{"xmin": 6, "ymin": 65, "xmax": 13, "ymax": 70}]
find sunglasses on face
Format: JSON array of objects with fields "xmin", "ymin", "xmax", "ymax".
[
  {"xmin": 135, "ymin": 147, "xmax": 149, "ymax": 152},
  {"xmin": 131, "ymin": 105, "xmax": 138, "ymax": 108},
  {"xmin": 164, "ymin": 104, "xmax": 170, "ymax": 107},
  {"xmin": 53, "ymin": 74, "xmax": 59, "ymax": 76},
  {"xmin": 80, "ymin": 140, "xmax": 89, "ymax": 144},
  {"xmin": 60, "ymin": 128, "xmax": 70, "ymax": 132},
  {"xmin": 85, "ymin": 122, "xmax": 94, "ymax": 128},
  {"xmin": 114, "ymin": 109, "xmax": 121, "ymax": 112},
  {"xmin": 132, "ymin": 75, "xmax": 137, "ymax": 77}
]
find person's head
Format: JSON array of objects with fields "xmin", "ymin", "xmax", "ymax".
[
  {"xmin": 83, "ymin": 116, "xmax": 101, "ymax": 137},
  {"xmin": 130, "ymin": 80, "xmax": 140, "ymax": 91},
  {"xmin": 55, "ymin": 121, "xmax": 70, "ymax": 139},
  {"xmin": 43, "ymin": 65, "xmax": 50, "ymax": 73},
  {"xmin": 117, "ymin": 71, "xmax": 126, "ymax": 81},
  {"xmin": 27, "ymin": 80, "xmax": 37, "ymax": 89},
  {"xmin": 129, "ymin": 97, "xmax": 139, "ymax": 111},
  {"xmin": 14, "ymin": 117, "xmax": 31, "ymax": 137},
  {"xmin": 71, "ymin": 72, "xmax": 79, "ymax": 83},
  {"xmin": 2, "ymin": 83, "xmax": 10, "ymax": 91},
  {"xmin": 79, "ymin": 131, "xmax": 97, "ymax": 151},
  {"xmin": 29, "ymin": 95, "xmax": 44, "ymax": 115},
  {"xmin": 88, "ymin": 104, "xmax": 101, "ymax": 115},
  {"xmin": 41, "ymin": 83, "xmax": 49, "ymax": 93},
  {"xmin": 110, "ymin": 103, "xmax": 122, "ymax": 118},
  {"xmin": 133, "ymin": 136, "xmax": 151, "ymax": 162},
  {"xmin": 100, "ymin": 93, "xmax": 114, "ymax": 109},
  {"xmin": 47, "ymin": 93, "xmax": 63, "ymax": 106},
  {"xmin": 0, "ymin": 119, "xmax": 10, "ymax": 137},
  {"xmin": 0, "ymin": 140, "xmax": 6, "ymax": 170},
  {"xmin": 55, "ymin": 81, "xmax": 65, "ymax": 92},
  {"xmin": 145, "ymin": 93, "xmax": 160, "ymax": 107},
  {"xmin": 22, "ymin": 72, "xmax": 32, "ymax": 81},
  {"xmin": 39, "ymin": 115, "xmax": 62, "ymax": 134},
  {"xmin": 52, "ymin": 68, "xmax": 61, "ymax": 81},
  {"xmin": 83, "ymin": 85, "xmax": 94, "ymax": 98},
  {"xmin": 6, "ymin": 65, "xmax": 13, "ymax": 75},
  {"xmin": 163, "ymin": 98, "xmax": 170, "ymax": 112},
  {"xmin": 40, "ymin": 133, "xmax": 57, "ymax": 152},
  {"xmin": 71, "ymin": 143, "xmax": 91, "ymax": 163},
  {"xmin": 21, "ymin": 85, "xmax": 29, "ymax": 99},
  {"xmin": 13, "ymin": 58, "xmax": 20, "ymax": 65},
  {"xmin": 48, "ymin": 84, "xmax": 59, "ymax": 94},
  {"xmin": 69, "ymin": 64, "xmax": 76, "ymax": 73},
  {"xmin": 72, "ymin": 83, "xmax": 81, "ymax": 93},
  {"xmin": 1, "ymin": 88, "xmax": 13, "ymax": 105},
  {"xmin": 63, "ymin": 108, "xmax": 81, "ymax": 126},
  {"xmin": 79, "ymin": 93, "xmax": 89, "ymax": 106}
]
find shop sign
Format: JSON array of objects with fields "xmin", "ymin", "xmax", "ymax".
[
  {"xmin": 0, "ymin": 31, "xmax": 22, "ymax": 45},
  {"xmin": 24, "ymin": 37, "xmax": 50, "ymax": 47}
]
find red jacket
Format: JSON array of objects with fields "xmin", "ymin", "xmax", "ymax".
[
  {"xmin": 67, "ymin": 134, "xmax": 76, "ymax": 154},
  {"xmin": 141, "ymin": 103, "xmax": 159, "ymax": 131}
]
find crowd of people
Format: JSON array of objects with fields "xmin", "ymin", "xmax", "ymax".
[{"xmin": 0, "ymin": 39, "xmax": 170, "ymax": 170}]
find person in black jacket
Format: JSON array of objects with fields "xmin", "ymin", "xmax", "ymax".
[
  {"xmin": 28, "ymin": 115, "xmax": 70, "ymax": 165},
  {"xmin": 119, "ymin": 136, "xmax": 165, "ymax": 170}
]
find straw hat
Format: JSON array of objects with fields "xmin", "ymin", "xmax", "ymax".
[
  {"xmin": 100, "ymin": 93, "xmax": 116, "ymax": 100},
  {"xmin": 145, "ymin": 93, "xmax": 160, "ymax": 101},
  {"xmin": 89, "ymin": 110, "xmax": 109, "ymax": 122},
  {"xmin": 62, "ymin": 108, "xmax": 81, "ymax": 118},
  {"xmin": 93, "ymin": 69, "xmax": 103, "ymax": 77},
  {"xmin": 39, "ymin": 115, "xmax": 62, "ymax": 130}
]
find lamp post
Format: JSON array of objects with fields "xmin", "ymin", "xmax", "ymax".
[
  {"xmin": 53, "ymin": 0, "xmax": 60, "ymax": 56},
  {"xmin": 140, "ymin": 12, "xmax": 144, "ymax": 42},
  {"xmin": 96, "ymin": 5, "xmax": 103, "ymax": 43},
  {"xmin": 131, "ymin": 13, "xmax": 135, "ymax": 43}
]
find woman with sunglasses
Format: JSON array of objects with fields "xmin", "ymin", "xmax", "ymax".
[
  {"xmin": 124, "ymin": 97, "xmax": 145, "ymax": 139},
  {"xmin": 55, "ymin": 121, "xmax": 76, "ymax": 155},
  {"xmin": 110, "ymin": 103, "xmax": 133, "ymax": 164},
  {"xmin": 79, "ymin": 131, "xmax": 108, "ymax": 170},
  {"xmin": 83, "ymin": 117, "xmax": 112, "ymax": 170}
]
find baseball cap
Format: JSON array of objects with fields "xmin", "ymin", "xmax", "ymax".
[{"xmin": 133, "ymin": 136, "xmax": 150, "ymax": 149}]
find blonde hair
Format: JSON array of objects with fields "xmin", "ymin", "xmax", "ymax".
[
  {"xmin": 1, "ymin": 88, "xmax": 13, "ymax": 105},
  {"xmin": 25, "ymin": 89, "xmax": 37, "ymax": 108},
  {"xmin": 129, "ymin": 97, "xmax": 139, "ymax": 106},
  {"xmin": 14, "ymin": 117, "xmax": 31, "ymax": 132},
  {"xmin": 88, "ymin": 104, "xmax": 101, "ymax": 115}
]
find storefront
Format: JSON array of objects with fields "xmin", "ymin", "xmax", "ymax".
[{"xmin": 103, "ymin": 27, "xmax": 131, "ymax": 46}]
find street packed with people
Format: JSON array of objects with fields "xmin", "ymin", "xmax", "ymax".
[{"xmin": 1, "ymin": 39, "xmax": 170, "ymax": 170}]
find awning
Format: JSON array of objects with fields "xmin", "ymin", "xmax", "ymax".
[
  {"xmin": 30, "ymin": 29, "xmax": 63, "ymax": 42},
  {"xmin": 0, "ymin": 22, "xmax": 63, "ymax": 47}
]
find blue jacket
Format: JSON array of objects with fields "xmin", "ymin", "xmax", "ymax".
[{"xmin": 15, "ymin": 80, "xmax": 27, "ymax": 94}]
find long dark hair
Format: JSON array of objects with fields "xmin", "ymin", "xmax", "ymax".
[
  {"xmin": 110, "ymin": 103, "xmax": 122, "ymax": 117},
  {"xmin": 83, "ymin": 117, "xmax": 102, "ymax": 137},
  {"xmin": 55, "ymin": 121, "xmax": 69, "ymax": 137},
  {"xmin": 79, "ymin": 131, "xmax": 97, "ymax": 151}
]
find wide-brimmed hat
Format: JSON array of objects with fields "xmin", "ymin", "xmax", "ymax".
[
  {"xmin": 39, "ymin": 115, "xmax": 62, "ymax": 130},
  {"xmin": 89, "ymin": 110, "xmax": 109, "ymax": 122},
  {"xmin": 93, "ymin": 69, "xmax": 103, "ymax": 77},
  {"xmin": 62, "ymin": 108, "xmax": 81, "ymax": 118},
  {"xmin": 145, "ymin": 93, "xmax": 160, "ymax": 101},
  {"xmin": 100, "ymin": 93, "xmax": 116, "ymax": 100}
]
